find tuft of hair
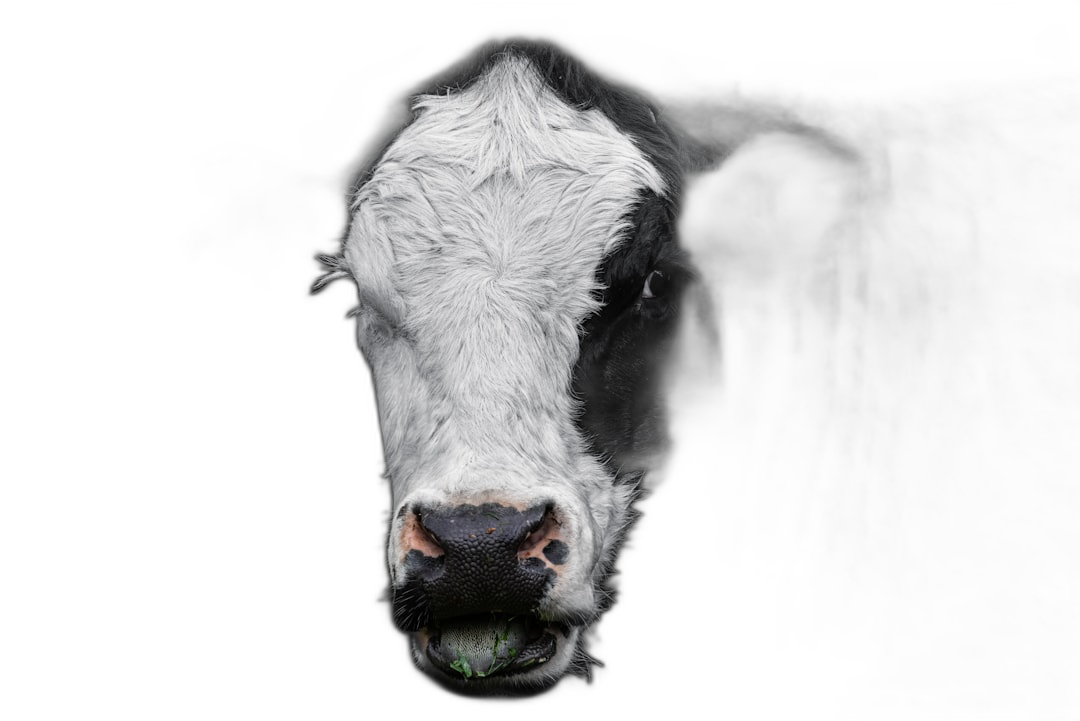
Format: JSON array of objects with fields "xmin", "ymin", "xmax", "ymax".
[{"xmin": 310, "ymin": 252, "xmax": 352, "ymax": 294}]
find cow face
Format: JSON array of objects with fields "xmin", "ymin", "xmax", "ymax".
[{"xmin": 315, "ymin": 42, "xmax": 691, "ymax": 693}]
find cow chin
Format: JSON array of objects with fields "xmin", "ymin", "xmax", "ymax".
[{"xmin": 408, "ymin": 617, "xmax": 583, "ymax": 694}]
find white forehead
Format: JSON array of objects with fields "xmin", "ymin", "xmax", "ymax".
[
  {"xmin": 344, "ymin": 55, "xmax": 665, "ymax": 329},
  {"xmin": 342, "ymin": 53, "xmax": 667, "ymax": 494}
]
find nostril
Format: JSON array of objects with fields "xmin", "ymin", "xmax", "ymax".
[
  {"xmin": 517, "ymin": 506, "xmax": 567, "ymax": 566},
  {"xmin": 404, "ymin": 509, "xmax": 445, "ymax": 558},
  {"xmin": 518, "ymin": 509, "xmax": 552, "ymax": 555}
]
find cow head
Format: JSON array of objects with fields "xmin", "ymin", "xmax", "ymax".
[{"xmin": 315, "ymin": 41, "xmax": 696, "ymax": 693}]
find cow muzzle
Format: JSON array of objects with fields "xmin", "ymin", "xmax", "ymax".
[{"xmin": 392, "ymin": 502, "xmax": 573, "ymax": 682}]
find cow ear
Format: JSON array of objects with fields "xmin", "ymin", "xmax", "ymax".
[
  {"xmin": 311, "ymin": 252, "xmax": 353, "ymax": 294},
  {"xmin": 678, "ymin": 124, "xmax": 864, "ymax": 262}
]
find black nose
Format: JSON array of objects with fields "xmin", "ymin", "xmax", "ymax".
[{"xmin": 394, "ymin": 503, "xmax": 556, "ymax": 629}]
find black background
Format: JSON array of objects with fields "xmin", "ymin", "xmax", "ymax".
[{"xmin": 170, "ymin": 12, "xmax": 1080, "ymax": 716}]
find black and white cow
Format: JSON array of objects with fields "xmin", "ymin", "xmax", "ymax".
[{"xmin": 321, "ymin": 40, "xmax": 1080, "ymax": 699}]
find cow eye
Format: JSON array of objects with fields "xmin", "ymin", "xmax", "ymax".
[{"xmin": 641, "ymin": 270, "xmax": 668, "ymax": 300}]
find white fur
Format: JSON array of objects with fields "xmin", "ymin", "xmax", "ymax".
[{"xmin": 343, "ymin": 55, "xmax": 663, "ymax": 676}]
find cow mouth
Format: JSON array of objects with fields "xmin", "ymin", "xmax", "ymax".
[{"xmin": 422, "ymin": 614, "xmax": 561, "ymax": 681}]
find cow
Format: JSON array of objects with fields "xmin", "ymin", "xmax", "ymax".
[{"xmin": 312, "ymin": 38, "xmax": 1080, "ymax": 703}]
